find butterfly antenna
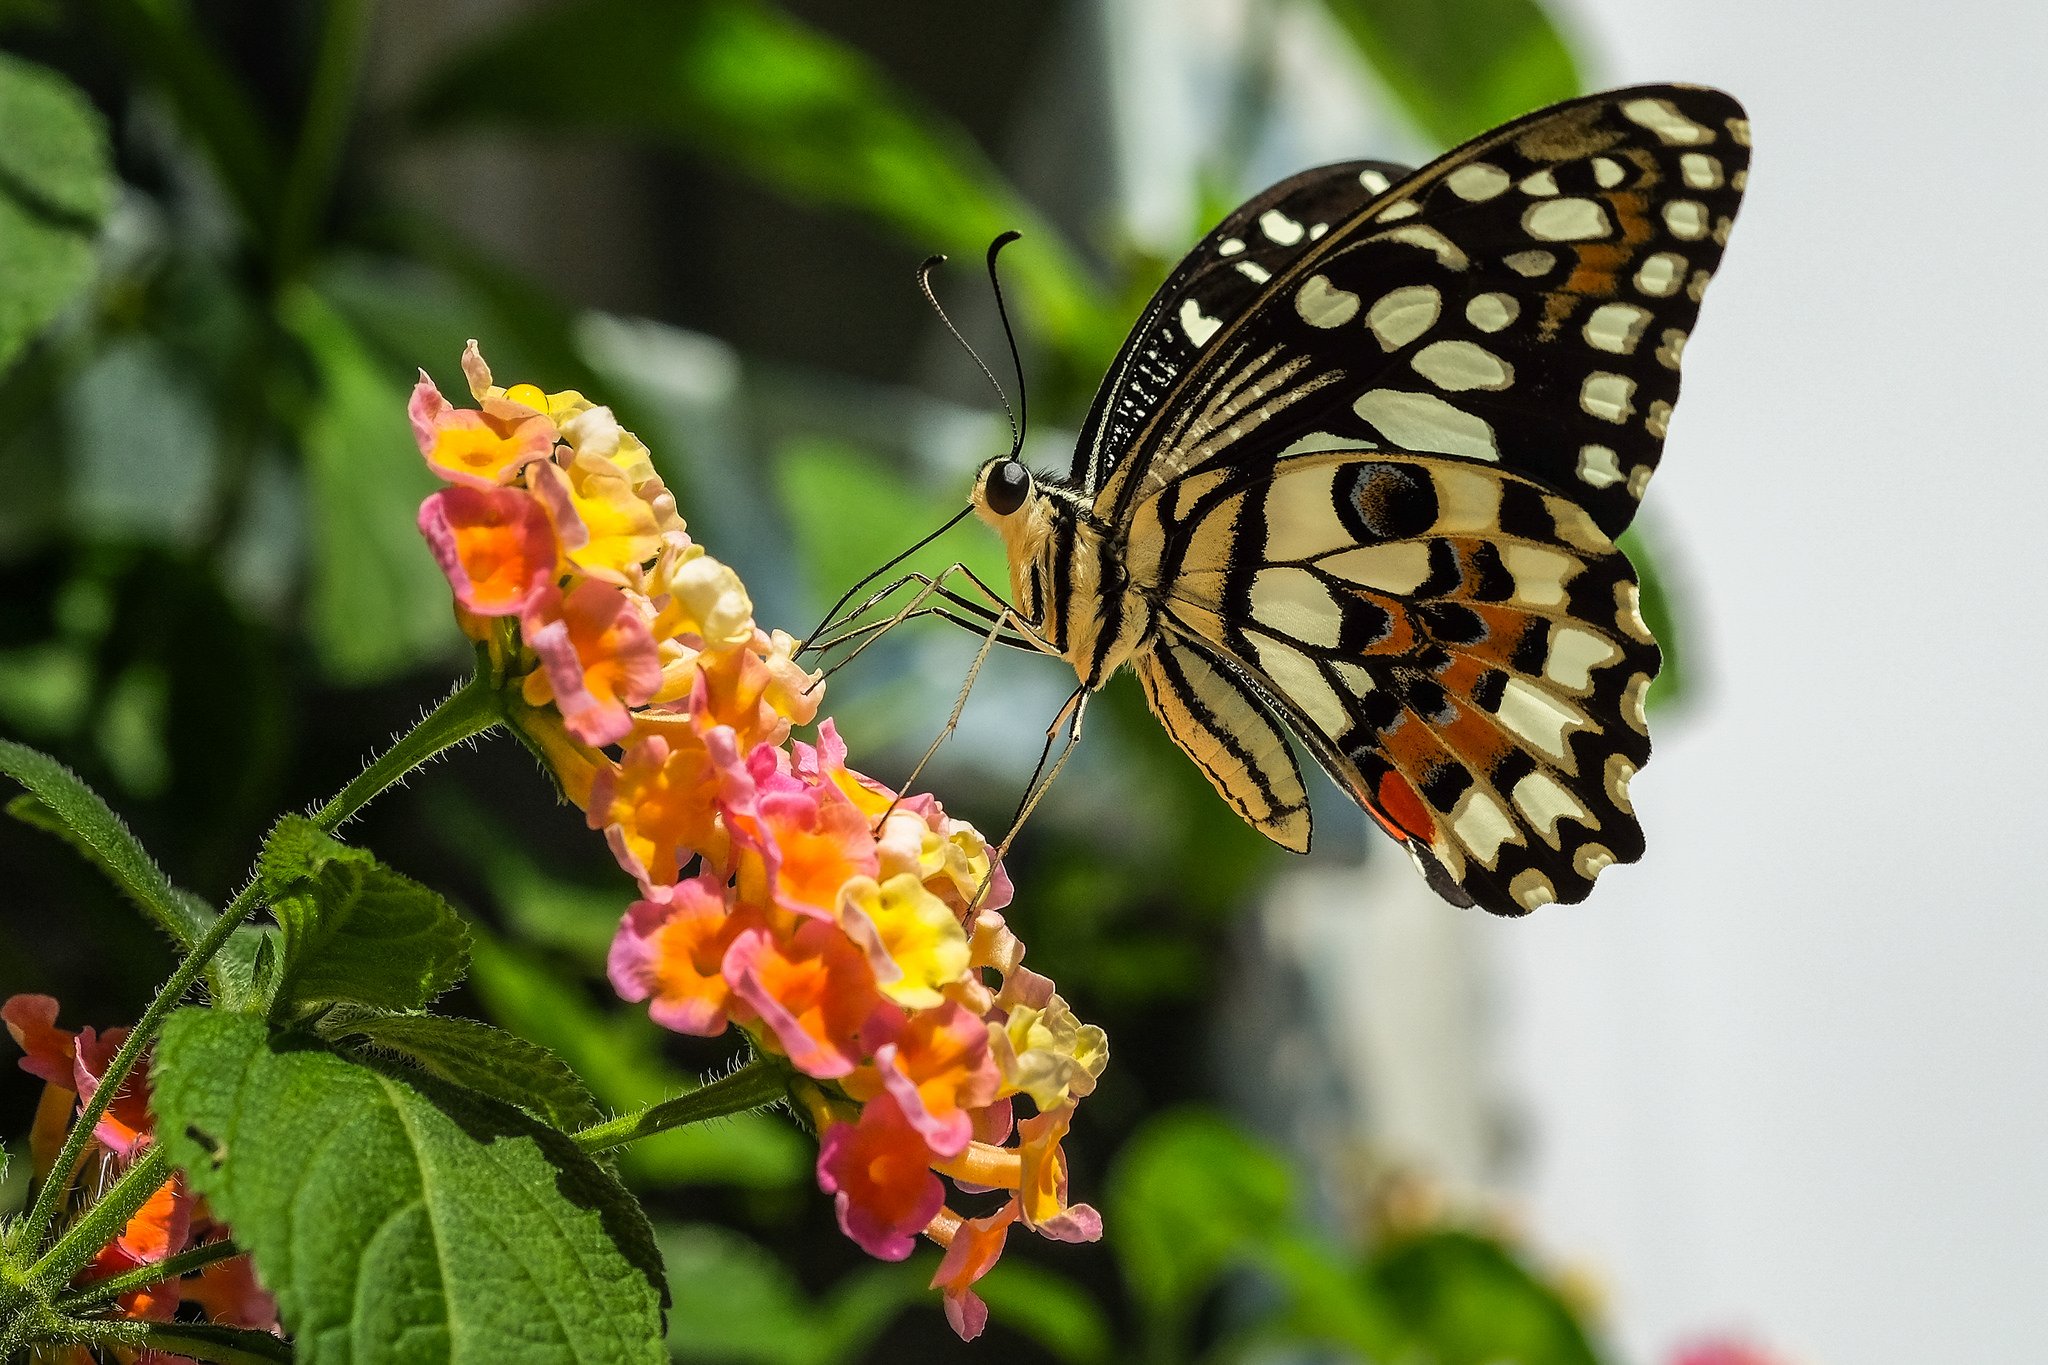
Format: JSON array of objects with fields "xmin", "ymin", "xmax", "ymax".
[
  {"xmin": 918, "ymin": 253, "xmax": 1018, "ymax": 454},
  {"xmin": 985, "ymin": 230, "xmax": 1027, "ymax": 459},
  {"xmin": 795, "ymin": 506, "xmax": 975, "ymax": 657}
]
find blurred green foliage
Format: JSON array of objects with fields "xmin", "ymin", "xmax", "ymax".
[{"xmin": 0, "ymin": 0, "xmax": 1681, "ymax": 1358}]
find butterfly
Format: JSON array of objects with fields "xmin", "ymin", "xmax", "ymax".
[{"xmin": 963, "ymin": 85, "xmax": 1750, "ymax": 916}]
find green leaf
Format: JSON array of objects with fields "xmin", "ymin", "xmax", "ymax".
[
  {"xmin": 0, "ymin": 53, "xmax": 114, "ymax": 375},
  {"xmin": 324, "ymin": 1010, "xmax": 605, "ymax": 1133},
  {"xmin": 1368, "ymin": 1229, "xmax": 1605, "ymax": 1365},
  {"xmin": 1106, "ymin": 1110, "xmax": 1295, "ymax": 1342},
  {"xmin": 154, "ymin": 1008, "xmax": 668, "ymax": 1363},
  {"xmin": 1319, "ymin": 0, "xmax": 1581, "ymax": 147},
  {"xmin": 466, "ymin": 935, "xmax": 808, "ymax": 1190},
  {"xmin": 278, "ymin": 285, "xmax": 459, "ymax": 685},
  {"xmin": 407, "ymin": 0, "xmax": 1117, "ymax": 372},
  {"xmin": 261, "ymin": 815, "xmax": 469, "ymax": 1016}
]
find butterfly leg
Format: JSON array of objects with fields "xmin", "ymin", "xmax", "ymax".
[
  {"xmin": 879, "ymin": 599, "xmax": 1021, "ymax": 827},
  {"xmin": 980, "ymin": 686, "xmax": 1089, "ymax": 884},
  {"xmin": 804, "ymin": 564, "xmax": 1051, "ymax": 689}
]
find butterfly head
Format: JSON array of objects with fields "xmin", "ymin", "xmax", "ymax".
[{"xmin": 972, "ymin": 456, "xmax": 1034, "ymax": 522}]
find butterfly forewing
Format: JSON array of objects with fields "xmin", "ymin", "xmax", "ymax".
[
  {"xmin": 1071, "ymin": 159, "xmax": 1413, "ymax": 497},
  {"xmin": 1099, "ymin": 86, "xmax": 1750, "ymax": 541}
]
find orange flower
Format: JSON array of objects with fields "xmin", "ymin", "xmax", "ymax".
[
  {"xmin": 608, "ymin": 875, "xmax": 753, "ymax": 1037},
  {"xmin": 859, "ymin": 1002, "xmax": 999, "ymax": 1159},
  {"xmin": 589, "ymin": 726, "xmax": 744, "ymax": 889},
  {"xmin": 417, "ymin": 485, "xmax": 558, "ymax": 617},
  {"xmin": 522, "ymin": 580, "xmax": 663, "ymax": 747},
  {"xmin": 409, "ymin": 371, "xmax": 554, "ymax": 488},
  {"xmin": 724, "ymin": 919, "xmax": 878, "ymax": 1079},
  {"xmin": 1016, "ymin": 1102, "xmax": 1101, "ymax": 1243},
  {"xmin": 927, "ymin": 1199, "xmax": 1019, "ymax": 1341}
]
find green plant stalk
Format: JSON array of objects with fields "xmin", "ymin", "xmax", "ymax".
[
  {"xmin": 18, "ymin": 674, "xmax": 503, "ymax": 1252},
  {"xmin": 54, "ymin": 1238, "xmax": 242, "ymax": 1312},
  {"xmin": 273, "ymin": 0, "xmax": 374, "ymax": 278},
  {"xmin": 27, "ymin": 1146, "xmax": 169, "ymax": 1291},
  {"xmin": 315, "ymin": 671, "xmax": 503, "ymax": 832},
  {"xmin": 572, "ymin": 1057, "xmax": 790, "ymax": 1155}
]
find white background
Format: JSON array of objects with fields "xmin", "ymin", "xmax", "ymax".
[{"xmin": 1493, "ymin": 2, "xmax": 2048, "ymax": 1360}]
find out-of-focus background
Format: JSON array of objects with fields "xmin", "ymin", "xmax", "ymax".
[{"xmin": 1, "ymin": 0, "xmax": 2042, "ymax": 1361}]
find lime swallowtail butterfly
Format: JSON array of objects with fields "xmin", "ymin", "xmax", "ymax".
[{"xmin": 957, "ymin": 85, "xmax": 1749, "ymax": 915}]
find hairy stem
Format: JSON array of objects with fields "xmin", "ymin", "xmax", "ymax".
[
  {"xmin": 54, "ymin": 1238, "xmax": 243, "ymax": 1312},
  {"xmin": 28, "ymin": 1145, "xmax": 169, "ymax": 1291},
  {"xmin": 572, "ymin": 1057, "xmax": 790, "ymax": 1156}
]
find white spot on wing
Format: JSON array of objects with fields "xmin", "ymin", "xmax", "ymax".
[
  {"xmin": 1410, "ymin": 340, "xmax": 1513, "ymax": 392},
  {"xmin": 1591, "ymin": 156, "xmax": 1625, "ymax": 189},
  {"xmin": 1499, "ymin": 542, "xmax": 1576, "ymax": 607},
  {"xmin": 1544, "ymin": 625, "xmax": 1622, "ymax": 691},
  {"xmin": 1511, "ymin": 869, "xmax": 1558, "ymax": 910},
  {"xmin": 1259, "ymin": 209, "xmax": 1306, "ymax": 245},
  {"xmin": 1573, "ymin": 843, "xmax": 1616, "ymax": 878},
  {"xmin": 1580, "ymin": 372, "xmax": 1637, "ymax": 423},
  {"xmin": 1511, "ymin": 772, "xmax": 1592, "ymax": 846},
  {"xmin": 1217, "ymin": 237, "xmax": 1245, "ymax": 256},
  {"xmin": 1247, "ymin": 632, "xmax": 1347, "ymax": 734},
  {"xmin": 1295, "ymin": 274, "xmax": 1360, "ymax": 329},
  {"xmin": 1450, "ymin": 788, "xmax": 1517, "ymax": 867},
  {"xmin": 1583, "ymin": 301, "xmax": 1652, "ymax": 354},
  {"xmin": 1644, "ymin": 399, "xmax": 1672, "ymax": 438},
  {"xmin": 1524, "ymin": 198, "xmax": 1612, "ymax": 242},
  {"xmin": 1236, "ymin": 260, "xmax": 1272, "ymax": 283},
  {"xmin": 1635, "ymin": 253, "xmax": 1685, "ymax": 296},
  {"xmin": 1263, "ymin": 466, "xmax": 1349, "ymax": 561},
  {"xmin": 1366, "ymin": 285, "xmax": 1441, "ymax": 351},
  {"xmin": 1576, "ymin": 444, "xmax": 1623, "ymax": 488},
  {"xmin": 1605, "ymin": 754, "xmax": 1636, "ymax": 814},
  {"xmin": 1320, "ymin": 542, "xmax": 1434, "ymax": 595},
  {"xmin": 1614, "ymin": 582, "xmax": 1653, "ymax": 642},
  {"xmin": 1655, "ymin": 329, "xmax": 1687, "ymax": 370},
  {"xmin": 1179, "ymin": 298, "xmax": 1221, "ymax": 346},
  {"xmin": 1681, "ymin": 153, "xmax": 1724, "ymax": 189},
  {"xmin": 1496, "ymin": 676, "xmax": 1586, "ymax": 766},
  {"xmin": 1505, "ymin": 249, "xmax": 1556, "ymax": 278},
  {"xmin": 1446, "ymin": 162, "xmax": 1511, "ymax": 201},
  {"xmin": 1627, "ymin": 464, "xmax": 1653, "ymax": 497},
  {"xmin": 1249, "ymin": 568, "xmax": 1342, "ymax": 648},
  {"xmin": 1375, "ymin": 200, "xmax": 1421, "ymax": 223},
  {"xmin": 1353, "ymin": 390, "xmax": 1500, "ymax": 461},
  {"xmin": 1664, "ymin": 200, "xmax": 1709, "ymax": 240},
  {"xmin": 1381, "ymin": 225, "xmax": 1468, "ymax": 268},
  {"xmin": 1466, "ymin": 293, "xmax": 1518, "ymax": 332},
  {"xmin": 1622, "ymin": 97, "xmax": 1716, "ymax": 145},
  {"xmin": 1359, "ymin": 169, "xmax": 1391, "ymax": 193},
  {"xmin": 1276, "ymin": 430, "xmax": 1370, "ymax": 458},
  {"xmin": 1621, "ymin": 673, "xmax": 1652, "ymax": 733},
  {"xmin": 1519, "ymin": 168, "xmax": 1560, "ymax": 197}
]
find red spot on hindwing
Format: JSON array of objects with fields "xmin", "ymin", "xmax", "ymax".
[{"xmin": 1373, "ymin": 771, "xmax": 1437, "ymax": 844}]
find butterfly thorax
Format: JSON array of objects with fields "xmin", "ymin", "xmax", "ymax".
[{"xmin": 973, "ymin": 476, "xmax": 1154, "ymax": 689}]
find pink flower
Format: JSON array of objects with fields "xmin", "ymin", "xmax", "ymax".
[
  {"xmin": 815, "ymin": 1095, "xmax": 946, "ymax": 1261},
  {"xmin": 417, "ymin": 485, "xmax": 558, "ymax": 617}
]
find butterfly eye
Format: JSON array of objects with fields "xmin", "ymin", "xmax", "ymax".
[{"xmin": 985, "ymin": 460, "xmax": 1032, "ymax": 516}]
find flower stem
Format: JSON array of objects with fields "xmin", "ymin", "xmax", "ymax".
[
  {"xmin": 53, "ymin": 1238, "xmax": 242, "ymax": 1312},
  {"xmin": 27, "ymin": 1145, "xmax": 169, "ymax": 1291},
  {"xmin": 18, "ymin": 675, "xmax": 502, "ymax": 1254},
  {"xmin": 572, "ymin": 1057, "xmax": 791, "ymax": 1156},
  {"xmin": 314, "ymin": 672, "xmax": 502, "ymax": 832}
]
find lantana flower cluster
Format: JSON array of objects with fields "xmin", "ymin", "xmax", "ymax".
[
  {"xmin": 412, "ymin": 344, "xmax": 1108, "ymax": 1339},
  {"xmin": 3, "ymin": 996, "xmax": 279, "ymax": 1359}
]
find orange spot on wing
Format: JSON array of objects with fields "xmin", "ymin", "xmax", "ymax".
[{"xmin": 1375, "ymin": 771, "xmax": 1437, "ymax": 843}]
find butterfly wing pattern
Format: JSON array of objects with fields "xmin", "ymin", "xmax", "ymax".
[{"xmin": 1090, "ymin": 85, "xmax": 1748, "ymax": 916}]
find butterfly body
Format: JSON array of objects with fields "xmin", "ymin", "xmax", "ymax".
[{"xmin": 970, "ymin": 85, "xmax": 1748, "ymax": 915}]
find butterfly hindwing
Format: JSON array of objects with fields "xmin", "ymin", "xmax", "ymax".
[
  {"xmin": 1137, "ymin": 450, "xmax": 1657, "ymax": 915},
  {"xmin": 1098, "ymin": 86, "xmax": 1750, "ymax": 541},
  {"xmin": 1133, "ymin": 635, "xmax": 1313, "ymax": 853}
]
